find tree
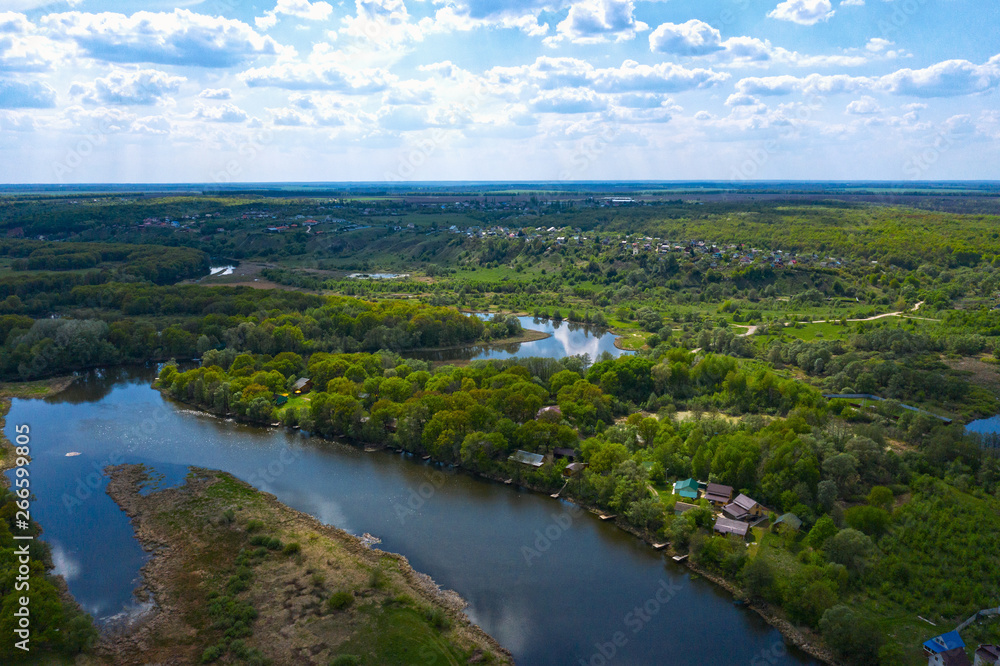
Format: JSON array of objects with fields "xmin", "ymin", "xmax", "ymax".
[
  {"xmin": 741, "ymin": 557, "xmax": 778, "ymax": 602},
  {"xmin": 819, "ymin": 605, "xmax": 884, "ymax": 665},
  {"xmin": 844, "ymin": 505, "xmax": 891, "ymax": 538},
  {"xmin": 816, "ymin": 479, "xmax": 838, "ymax": 513},
  {"xmin": 824, "ymin": 528, "xmax": 875, "ymax": 574},
  {"xmin": 806, "ymin": 515, "xmax": 838, "ymax": 550},
  {"xmin": 867, "ymin": 485, "xmax": 894, "ymax": 511}
]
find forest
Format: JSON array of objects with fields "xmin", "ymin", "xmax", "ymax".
[{"xmin": 1, "ymin": 192, "xmax": 999, "ymax": 664}]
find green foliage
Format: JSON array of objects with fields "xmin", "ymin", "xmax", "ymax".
[{"xmin": 328, "ymin": 591, "xmax": 354, "ymax": 611}]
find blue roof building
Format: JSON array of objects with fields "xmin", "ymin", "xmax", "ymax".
[
  {"xmin": 673, "ymin": 478, "xmax": 699, "ymax": 500},
  {"xmin": 924, "ymin": 631, "xmax": 966, "ymax": 654}
]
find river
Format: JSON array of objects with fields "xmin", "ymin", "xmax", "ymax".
[
  {"xmin": 406, "ymin": 315, "xmax": 630, "ymax": 363},
  {"xmin": 4, "ymin": 365, "xmax": 815, "ymax": 665}
]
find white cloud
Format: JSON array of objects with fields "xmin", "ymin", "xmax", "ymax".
[
  {"xmin": 841, "ymin": 0, "xmax": 864, "ymax": 6},
  {"xmin": 845, "ymin": 95, "xmax": 880, "ymax": 114},
  {"xmin": 0, "ymin": 78, "xmax": 56, "ymax": 108},
  {"xmin": 649, "ymin": 20, "xmax": 724, "ymax": 56},
  {"xmin": 256, "ymin": 0, "xmax": 334, "ymax": 30},
  {"xmin": 865, "ymin": 38, "xmax": 892, "ymax": 53},
  {"xmin": 877, "ymin": 56, "xmax": 1000, "ymax": 97},
  {"xmin": 194, "ymin": 102, "xmax": 249, "ymax": 122},
  {"xmin": 70, "ymin": 69, "xmax": 185, "ymax": 106},
  {"xmin": 1, "ymin": 0, "xmax": 82, "ymax": 9},
  {"xmin": 199, "ymin": 88, "xmax": 232, "ymax": 100},
  {"xmin": 549, "ymin": 0, "xmax": 648, "ymax": 45},
  {"xmin": 530, "ymin": 88, "xmax": 607, "ymax": 113},
  {"xmin": 768, "ymin": 0, "xmax": 835, "ymax": 26},
  {"xmin": 43, "ymin": 10, "xmax": 282, "ymax": 68},
  {"xmin": 240, "ymin": 55, "xmax": 396, "ymax": 92},
  {"xmin": 726, "ymin": 92, "xmax": 761, "ymax": 106}
]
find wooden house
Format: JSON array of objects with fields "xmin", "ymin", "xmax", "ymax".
[
  {"xmin": 292, "ymin": 377, "xmax": 313, "ymax": 394},
  {"xmin": 673, "ymin": 478, "xmax": 699, "ymax": 500},
  {"xmin": 723, "ymin": 494, "xmax": 764, "ymax": 521},
  {"xmin": 563, "ymin": 462, "xmax": 588, "ymax": 477},
  {"xmin": 509, "ymin": 450, "xmax": 545, "ymax": 467},
  {"xmin": 975, "ymin": 645, "xmax": 1000, "ymax": 666},
  {"xmin": 713, "ymin": 516, "xmax": 750, "ymax": 539},
  {"xmin": 704, "ymin": 483, "xmax": 734, "ymax": 506}
]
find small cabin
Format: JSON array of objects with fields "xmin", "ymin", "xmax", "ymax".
[
  {"xmin": 563, "ymin": 462, "xmax": 589, "ymax": 477},
  {"xmin": 674, "ymin": 501, "xmax": 698, "ymax": 515},
  {"xmin": 509, "ymin": 450, "xmax": 545, "ymax": 467},
  {"xmin": 292, "ymin": 377, "xmax": 313, "ymax": 394},
  {"xmin": 275, "ymin": 394, "xmax": 289, "ymax": 406},
  {"xmin": 975, "ymin": 645, "xmax": 1000, "ymax": 666},
  {"xmin": 553, "ymin": 447, "xmax": 577, "ymax": 460},
  {"xmin": 713, "ymin": 516, "xmax": 750, "ymax": 539},
  {"xmin": 673, "ymin": 478, "xmax": 699, "ymax": 500}
]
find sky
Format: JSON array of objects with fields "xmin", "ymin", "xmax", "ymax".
[{"xmin": 0, "ymin": 0, "xmax": 998, "ymax": 183}]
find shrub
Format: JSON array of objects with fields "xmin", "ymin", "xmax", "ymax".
[
  {"xmin": 331, "ymin": 656, "xmax": 361, "ymax": 666},
  {"xmin": 327, "ymin": 591, "xmax": 354, "ymax": 611},
  {"xmin": 246, "ymin": 519, "xmax": 265, "ymax": 533},
  {"xmin": 201, "ymin": 644, "xmax": 224, "ymax": 663},
  {"xmin": 282, "ymin": 542, "xmax": 301, "ymax": 556},
  {"xmin": 424, "ymin": 607, "xmax": 452, "ymax": 631}
]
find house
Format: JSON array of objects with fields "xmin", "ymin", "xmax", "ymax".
[
  {"xmin": 713, "ymin": 516, "xmax": 750, "ymax": 538},
  {"xmin": 292, "ymin": 378, "xmax": 313, "ymax": 394},
  {"xmin": 673, "ymin": 478, "xmax": 700, "ymax": 500},
  {"xmin": 563, "ymin": 462, "xmax": 588, "ymax": 477},
  {"xmin": 509, "ymin": 450, "xmax": 545, "ymax": 467},
  {"xmin": 723, "ymin": 494, "xmax": 764, "ymax": 521},
  {"xmin": 274, "ymin": 394, "xmax": 288, "ymax": 406},
  {"xmin": 773, "ymin": 513, "xmax": 802, "ymax": 531},
  {"xmin": 674, "ymin": 501, "xmax": 698, "ymax": 515},
  {"xmin": 925, "ymin": 633, "xmax": 967, "ymax": 657},
  {"xmin": 930, "ymin": 648, "xmax": 972, "ymax": 666},
  {"xmin": 975, "ymin": 645, "xmax": 1000, "ymax": 666},
  {"xmin": 704, "ymin": 483, "xmax": 734, "ymax": 506},
  {"xmin": 553, "ymin": 447, "xmax": 577, "ymax": 460}
]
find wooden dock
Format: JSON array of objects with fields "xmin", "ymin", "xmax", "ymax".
[
  {"xmin": 421, "ymin": 455, "xmax": 431, "ymax": 460},
  {"xmin": 504, "ymin": 479, "xmax": 513, "ymax": 485},
  {"xmin": 652, "ymin": 542, "xmax": 668, "ymax": 550},
  {"xmin": 598, "ymin": 513, "xmax": 617, "ymax": 521},
  {"xmin": 672, "ymin": 554, "xmax": 688, "ymax": 562}
]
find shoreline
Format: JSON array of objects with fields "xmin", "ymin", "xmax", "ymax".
[
  {"xmin": 158, "ymin": 385, "xmax": 837, "ymax": 665},
  {"xmin": 101, "ymin": 463, "xmax": 512, "ymax": 664},
  {"xmin": 409, "ymin": 327, "xmax": 551, "ymax": 353}
]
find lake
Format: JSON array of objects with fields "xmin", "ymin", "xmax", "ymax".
[
  {"xmin": 407, "ymin": 316, "xmax": 630, "ymax": 364},
  {"xmin": 4, "ymin": 366, "xmax": 815, "ymax": 665}
]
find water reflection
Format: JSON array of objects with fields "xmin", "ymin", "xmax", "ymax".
[
  {"xmin": 406, "ymin": 316, "xmax": 630, "ymax": 363},
  {"xmin": 4, "ymin": 367, "xmax": 816, "ymax": 665}
]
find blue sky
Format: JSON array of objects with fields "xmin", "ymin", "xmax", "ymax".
[{"xmin": 0, "ymin": 0, "xmax": 998, "ymax": 182}]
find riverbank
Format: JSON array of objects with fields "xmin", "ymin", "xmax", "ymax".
[
  {"xmin": 100, "ymin": 463, "xmax": 512, "ymax": 665},
  {"xmin": 160, "ymin": 386, "xmax": 837, "ymax": 664},
  {"xmin": 412, "ymin": 327, "xmax": 551, "ymax": 353}
]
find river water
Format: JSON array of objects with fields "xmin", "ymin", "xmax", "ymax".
[
  {"xmin": 406, "ymin": 315, "xmax": 629, "ymax": 363},
  {"xmin": 4, "ymin": 365, "xmax": 814, "ymax": 665}
]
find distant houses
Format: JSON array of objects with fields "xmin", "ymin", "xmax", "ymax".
[
  {"xmin": 292, "ymin": 377, "xmax": 313, "ymax": 394},
  {"xmin": 674, "ymin": 501, "xmax": 698, "ymax": 515}
]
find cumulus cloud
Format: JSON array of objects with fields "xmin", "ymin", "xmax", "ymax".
[
  {"xmin": 878, "ymin": 56, "xmax": 1000, "ymax": 97},
  {"xmin": 199, "ymin": 88, "xmax": 232, "ymax": 100},
  {"xmin": 841, "ymin": 0, "xmax": 864, "ymax": 5},
  {"xmin": 733, "ymin": 55, "xmax": 1000, "ymax": 98},
  {"xmin": 240, "ymin": 57, "xmax": 395, "ymax": 92},
  {"xmin": 530, "ymin": 88, "xmax": 608, "ymax": 113},
  {"xmin": 70, "ymin": 69, "xmax": 185, "ymax": 106},
  {"xmin": 768, "ymin": 0, "xmax": 835, "ymax": 25},
  {"xmin": 194, "ymin": 102, "xmax": 249, "ymax": 122},
  {"xmin": 549, "ymin": 0, "xmax": 648, "ymax": 45},
  {"xmin": 256, "ymin": 0, "xmax": 334, "ymax": 30},
  {"xmin": 0, "ymin": 78, "xmax": 55, "ymax": 108},
  {"xmin": 649, "ymin": 20, "xmax": 724, "ymax": 57},
  {"xmin": 845, "ymin": 95, "xmax": 880, "ymax": 114},
  {"xmin": 42, "ymin": 10, "xmax": 282, "ymax": 68},
  {"xmin": 486, "ymin": 57, "xmax": 729, "ymax": 95}
]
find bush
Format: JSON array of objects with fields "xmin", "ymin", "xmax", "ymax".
[
  {"xmin": 267, "ymin": 537, "xmax": 283, "ymax": 551},
  {"xmin": 424, "ymin": 607, "xmax": 452, "ymax": 631},
  {"xmin": 331, "ymin": 656, "xmax": 361, "ymax": 666},
  {"xmin": 282, "ymin": 542, "xmax": 301, "ymax": 556},
  {"xmin": 201, "ymin": 644, "xmax": 224, "ymax": 663},
  {"xmin": 246, "ymin": 519, "xmax": 265, "ymax": 533},
  {"xmin": 327, "ymin": 591, "xmax": 354, "ymax": 611}
]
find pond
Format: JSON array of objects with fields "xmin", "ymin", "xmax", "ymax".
[
  {"xmin": 407, "ymin": 316, "xmax": 630, "ymax": 364},
  {"xmin": 4, "ymin": 366, "xmax": 815, "ymax": 665}
]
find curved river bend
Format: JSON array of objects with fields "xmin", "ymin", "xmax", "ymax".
[{"xmin": 6, "ymin": 367, "xmax": 815, "ymax": 665}]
